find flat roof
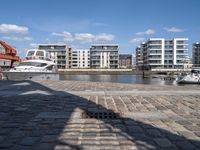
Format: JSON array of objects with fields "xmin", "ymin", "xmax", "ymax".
[
  {"xmin": 38, "ymin": 44, "xmax": 67, "ymax": 46},
  {"xmin": 91, "ymin": 44, "xmax": 119, "ymax": 46},
  {"xmin": 148, "ymin": 38, "xmax": 188, "ymax": 40}
]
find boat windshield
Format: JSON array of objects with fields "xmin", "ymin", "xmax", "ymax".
[
  {"xmin": 18, "ymin": 62, "xmax": 48, "ymax": 67},
  {"xmin": 191, "ymin": 70, "xmax": 200, "ymax": 74}
]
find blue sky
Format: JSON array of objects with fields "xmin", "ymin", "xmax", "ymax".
[{"xmin": 0, "ymin": 0, "xmax": 200, "ymax": 57}]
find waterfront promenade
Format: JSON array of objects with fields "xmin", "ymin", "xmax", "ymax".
[{"xmin": 0, "ymin": 80, "xmax": 200, "ymax": 150}]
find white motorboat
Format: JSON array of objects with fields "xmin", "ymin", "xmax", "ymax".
[
  {"xmin": 3, "ymin": 49, "xmax": 59, "ymax": 80},
  {"xmin": 176, "ymin": 69, "xmax": 200, "ymax": 84}
]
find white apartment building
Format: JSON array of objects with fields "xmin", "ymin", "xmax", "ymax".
[
  {"xmin": 90, "ymin": 44, "xmax": 119, "ymax": 69},
  {"xmin": 38, "ymin": 44, "xmax": 69, "ymax": 69},
  {"xmin": 193, "ymin": 42, "xmax": 200, "ymax": 67},
  {"xmin": 138, "ymin": 38, "xmax": 189, "ymax": 69},
  {"xmin": 135, "ymin": 45, "xmax": 143, "ymax": 69},
  {"xmin": 71, "ymin": 49, "xmax": 90, "ymax": 68}
]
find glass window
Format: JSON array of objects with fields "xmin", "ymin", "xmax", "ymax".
[
  {"xmin": 27, "ymin": 51, "xmax": 35, "ymax": 56},
  {"xmin": 36, "ymin": 51, "xmax": 44, "ymax": 56},
  {"xmin": 46, "ymin": 65, "xmax": 53, "ymax": 70}
]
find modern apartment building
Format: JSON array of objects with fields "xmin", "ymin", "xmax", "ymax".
[
  {"xmin": 38, "ymin": 44, "xmax": 69, "ymax": 69},
  {"xmin": 119, "ymin": 54, "xmax": 132, "ymax": 68},
  {"xmin": 71, "ymin": 49, "xmax": 90, "ymax": 68},
  {"xmin": 135, "ymin": 45, "xmax": 143, "ymax": 69},
  {"xmin": 136, "ymin": 38, "xmax": 189, "ymax": 69},
  {"xmin": 90, "ymin": 44, "xmax": 119, "ymax": 69},
  {"xmin": 192, "ymin": 42, "xmax": 200, "ymax": 66}
]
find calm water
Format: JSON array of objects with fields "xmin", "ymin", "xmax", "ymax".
[{"xmin": 60, "ymin": 74, "xmax": 177, "ymax": 85}]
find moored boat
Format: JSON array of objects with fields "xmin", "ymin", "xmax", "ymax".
[
  {"xmin": 176, "ymin": 69, "xmax": 200, "ymax": 84},
  {"xmin": 3, "ymin": 49, "xmax": 59, "ymax": 80}
]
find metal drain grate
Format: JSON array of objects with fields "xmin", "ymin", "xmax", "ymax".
[{"xmin": 82, "ymin": 111, "xmax": 119, "ymax": 119}]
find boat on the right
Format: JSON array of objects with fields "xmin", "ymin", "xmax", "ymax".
[{"xmin": 176, "ymin": 69, "xmax": 200, "ymax": 84}]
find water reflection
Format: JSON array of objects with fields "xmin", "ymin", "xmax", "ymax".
[{"xmin": 60, "ymin": 74, "xmax": 177, "ymax": 85}]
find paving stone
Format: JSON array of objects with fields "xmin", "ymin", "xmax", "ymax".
[
  {"xmin": 0, "ymin": 128, "xmax": 11, "ymax": 135},
  {"xmin": 10, "ymin": 130, "xmax": 25, "ymax": 138},
  {"xmin": 82, "ymin": 145, "xmax": 100, "ymax": 150},
  {"xmin": 127, "ymin": 126, "xmax": 143, "ymax": 133},
  {"xmin": 184, "ymin": 125, "xmax": 200, "ymax": 132},
  {"xmin": 194, "ymin": 131, "xmax": 200, "ymax": 137},
  {"xmin": 174, "ymin": 140, "xmax": 195, "ymax": 150},
  {"xmin": 178, "ymin": 131, "xmax": 199, "ymax": 140},
  {"xmin": 1, "ymin": 80, "xmax": 200, "ymax": 149},
  {"xmin": 146, "ymin": 129, "xmax": 163, "ymax": 137},
  {"xmin": 12, "ymin": 145, "xmax": 31, "ymax": 150},
  {"xmin": 0, "ymin": 142, "xmax": 13, "ymax": 148},
  {"xmin": 190, "ymin": 140, "xmax": 200, "ymax": 148},
  {"xmin": 41, "ymin": 135, "xmax": 58, "ymax": 143},
  {"xmin": 120, "ymin": 145, "xmax": 138, "ymax": 150},
  {"xmin": 0, "ymin": 136, "xmax": 5, "ymax": 143},
  {"xmin": 166, "ymin": 133, "xmax": 185, "ymax": 141},
  {"xmin": 100, "ymin": 140, "xmax": 119, "ymax": 146},
  {"xmin": 136, "ymin": 140, "xmax": 157, "ymax": 150},
  {"xmin": 54, "ymin": 144, "xmax": 80, "ymax": 150},
  {"xmin": 36, "ymin": 112, "xmax": 71, "ymax": 119},
  {"xmin": 34, "ymin": 143, "xmax": 55, "ymax": 150},
  {"xmin": 175, "ymin": 120, "xmax": 192, "ymax": 126},
  {"xmin": 100, "ymin": 145, "xmax": 120, "ymax": 150},
  {"xmin": 20, "ymin": 137, "xmax": 39, "ymax": 146},
  {"xmin": 154, "ymin": 138, "xmax": 174, "ymax": 148}
]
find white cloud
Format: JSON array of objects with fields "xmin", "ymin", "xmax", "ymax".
[
  {"xmin": 75, "ymin": 33, "xmax": 95, "ymax": 42},
  {"xmin": 136, "ymin": 29, "xmax": 156, "ymax": 36},
  {"xmin": 51, "ymin": 31, "xmax": 74, "ymax": 42},
  {"xmin": 130, "ymin": 37, "xmax": 146, "ymax": 43},
  {"xmin": 0, "ymin": 24, "xmax": 28, "ymax": 34},
  {"xmin": 95, "ymin": 33, "xmax": 115, "ymax": 41},
  {"xmin": 164, "ymin": 27, "xmax": 184, "ymax": 32},
  {"xmin": 3, "ymin": 36, "xmax": 32, "ymax": 42},
  {"xmin": 51, "ymin": 31, "xmax": 116, "ymax": 43}
]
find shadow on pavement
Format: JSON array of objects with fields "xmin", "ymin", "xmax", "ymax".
[{"xmin": 0, "ymin": 80, "xmax": 199, "ymax": 150}]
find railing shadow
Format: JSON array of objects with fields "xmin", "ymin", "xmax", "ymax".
[{"xmin": 0, "ymin": 80, "xmax": 200, "ymax": 150}]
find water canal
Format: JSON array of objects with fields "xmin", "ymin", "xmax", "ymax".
[{"xmin": 60, "ymin": 74, "xmax": 176, "ymax": 85}]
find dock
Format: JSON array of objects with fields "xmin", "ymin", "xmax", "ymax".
[{"xmin": 0, "ymin": 80, "xmax": 200, "ymax": 149}]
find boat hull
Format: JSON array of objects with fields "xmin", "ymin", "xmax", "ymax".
[
  {"xmin": 176, "ymin": 77, "xmax": 200, "ymax": 84},
  {"xmin": 177, "ymin": 80, "xmax": 200, "ymax": 84},
  {"xmin": 2, "ymin": 71, "xmax": 59, "ymax": 80}
]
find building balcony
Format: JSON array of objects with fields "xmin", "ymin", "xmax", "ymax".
[
  {"xmin": 149, "ymin": 53, "xmax": 162, "ymax": 55},
  {"xmin": 110, "ymin": 64, "xmax": 118, "ymax": 66},
  {"xmin": 91, "ymin": 54, "xmax": 100, "ymax": 56},
  {"xmin": 148, "ymin": 58, "xmax": 162, "ymax": 60},
  {"xmin": 176, "ymin": 43, "xmax": 188, "ymax": 45},
  {"xmin": 57, "ymin": 54, "xmax": 66, "ymax": 56},
  {"xmin": 176, "ymin": 53, "xmax": 188, "ymax": 55},
  {"xmin": 164, "ymin": 57, "xmax": 173, "ymax": 60},
  {"xmin": 148, "ymin": 48, "xmax": 162, "ymax": 50},
  {"xmin": 149, "ymin": 63, "xmax": 162, "ymax": 65},
  {"xmin": 92, "ymin": 63, "xmax": 100, "ymax": 66},
  {"xmin": 148, "ymin": 42, "xmax": 162, "ymax": 45},
  {"xmin": 110, "ymin": 54, "xmax": 118, "ymax": 56}
]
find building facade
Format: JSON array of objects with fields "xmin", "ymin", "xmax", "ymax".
[
  {"xmin": 135, "ymin": 46, "xmax": 143, "ymax": 69},
  {"xmin": 38, "ymin": 44, "xmax": 69, "ymax": 69},
  {"xmin": 193, "ymin": 42, "xmax": 200, "ymax": 67},
  {"xmin": 136, "ymin": 38, "xmax": 189, "ymax": 69},
  {"xmin": 90, "ymin": 44, "xmax": 119, "ymax": 69},
  {"xmin": 119, "ymin": 54, "xmax": 132, "ymax": 68},
  {"xmin": 71, "ymin": 49, "xmax": 90, "ymax": 68}
]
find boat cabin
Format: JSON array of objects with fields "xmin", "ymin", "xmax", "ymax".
[
  {"xmin": 191, "ymin": 70, "xmax": 200, "ymax": 74},
  {"xmin": 26, "ymin": 49, "xmax": 52, "ymax": 61}
]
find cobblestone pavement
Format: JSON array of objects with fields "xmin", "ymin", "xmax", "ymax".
[{"xmin": 0, "ymin": 80, "xmax": 200, "ymax": 150}]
